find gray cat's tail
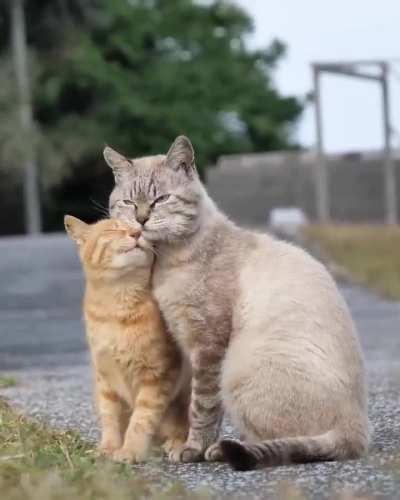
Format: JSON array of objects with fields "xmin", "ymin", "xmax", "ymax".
[{"xmin": 220, "ymin": 430, "xmax": 365, "ymax": 471}]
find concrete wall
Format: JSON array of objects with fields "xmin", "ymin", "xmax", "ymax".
[{"xmin": 207, "ymin": 150, "xmax": 400, "ymax": 226}]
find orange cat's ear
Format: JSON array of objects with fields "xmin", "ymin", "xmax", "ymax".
[{"xmin": 64, "ymin": 215, "xmax": 89, "ymax": 246}]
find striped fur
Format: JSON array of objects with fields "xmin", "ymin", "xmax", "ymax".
[
  {"xmin": 64, "ymin": 216, "xmax": 189, "ymax": 463},
  {"xmin": 220, "ymin": 430, "xmax": 363, "ymax": 471},
  {"xmin": 106, "ymin": 136, "xmax": 369, "ymax": 467}
]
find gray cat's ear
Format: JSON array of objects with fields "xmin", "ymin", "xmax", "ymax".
[
  {"xmin": 166, "ymin": 136, "xmax": 195, "ymax": 176},
  {"xmin": 103, "ymin": 146, "xmax": 131, "ymax": 183},
  {"xmin": 64, "ymin": 215, "xmax": 89, "ymax": 246}
]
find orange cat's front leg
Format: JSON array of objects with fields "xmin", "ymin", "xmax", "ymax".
[
  {"xmin": 159, "ymin": 390, "xmax": 190, "ymax": 456},
  {"xmin": 96, "ymin": 379, "xmax": 123, "ymax": 457},
  {"xmin": 113, "ymin": 379, "xmax": 173, "ymax": 463}
]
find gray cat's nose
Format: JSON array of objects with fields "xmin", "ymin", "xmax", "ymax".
[
  {"xmin": 136, "ymin": 204, "xmax": 151, "ymax": 225},
  {"xmin": 136, "ymin": 213, "xmax": 150, "ymax": 225}
]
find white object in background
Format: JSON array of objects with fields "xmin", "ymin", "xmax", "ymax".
[{"xmin": 269, "ymin": 207, "xmax": 308, "ymax": 237}]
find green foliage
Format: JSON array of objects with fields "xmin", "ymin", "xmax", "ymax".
[
  {"xmin": 0, "ymin": 399, "xmax": 212, "ymax": 500},
  {"xmin": 0, "ymin": 375, "xmax": 17, "ymax": 389},
  {"xmin": 0, "ymin": 0, "xmax": 302, "ymax": 185}
]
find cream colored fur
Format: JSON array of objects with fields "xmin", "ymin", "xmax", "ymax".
[
  {"xmin": 152, "ymin": 197, "xmax": 368, "ymax": 466},
  {"xmin": 106, "ymin": 137, "xmax": 369, "ymax": 469}
]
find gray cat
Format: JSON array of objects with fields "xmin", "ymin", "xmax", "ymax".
[{"xmin": 105, "ymin": 136, "xmax": 369, "ymax": 470}]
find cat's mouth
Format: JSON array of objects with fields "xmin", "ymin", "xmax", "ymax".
[
  {"xmin": 137, "ymin": 236, "xmax": 153, "ymax": 251},
  {"xmin": 119, "ymin": 245, "xmax": 141, "ymax": 254},
  {"xmin": 141, "ymin": 229, "xmax": 158, "ymax": 242}
]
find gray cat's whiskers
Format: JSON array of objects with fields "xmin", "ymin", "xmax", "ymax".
[
  {"xmin": 90, "ymin": 198, "xmax": 110, "ymax": 218},
  {"xmin": 105, "ymin": 136, "xmax": 369, "ymax": 469},
  {"xmin": 147, "ymin": 245, "xmax": 163, "ymax": 259}
]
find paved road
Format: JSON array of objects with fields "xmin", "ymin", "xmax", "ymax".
[{"xmin": 1, "ymin": 234, "xmax": 400, "ymax": 499}]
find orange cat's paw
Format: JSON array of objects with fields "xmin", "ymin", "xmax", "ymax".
[
  {"xmin": 162, "ymin": 437, "xmax": 186, "ymax": 456},
  {"xmin": 112, "ymin": 447, "xmax": 148, "ymax": 464},
  {"xmin": 98, "ymin": 442, "xmax": 120, "ymax": 458},
  {"xmin": 168, "ymin": 442, "xmax": 204, "ymax": 463}
]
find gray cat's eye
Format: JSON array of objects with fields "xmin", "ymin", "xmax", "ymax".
[
  {"xmin": 151, "ymin": 194, "xmax": 171, "ymax": 206},
  {"xmin": 122, "ymin": 199, "xmax": 136, "ymax": 207}
]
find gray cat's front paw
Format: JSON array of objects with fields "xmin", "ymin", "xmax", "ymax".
[
  {"xmin": 204, "ymin": 441, "xmax": 224, "ymax": 462},
  {"xmin": 168, "ymin": 442, "xmax": 204, "ymax": 463}
]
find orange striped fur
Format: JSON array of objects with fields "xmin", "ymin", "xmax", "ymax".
[{"xmin": 65, "ymin": 216, "xmax": 189, "ymax": 463}]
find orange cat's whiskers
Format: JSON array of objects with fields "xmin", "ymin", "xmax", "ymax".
[{"xmin": 64, "ymin": 216, "xmax": 189, "ymax": 464}]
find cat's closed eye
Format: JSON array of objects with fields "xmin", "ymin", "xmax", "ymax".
[
  {"xmin": 122, "ymin": 199, "xmax": 137, "ymax": 207},
  {"xmin": 151, "ymin": 194, "xmax": 170, "ymax": 207}
]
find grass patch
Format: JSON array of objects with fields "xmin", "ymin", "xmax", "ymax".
[
  {"xmin": 304, "ymin": 224, "xmax": 400, "ymax": 300},
  {"xmin": 0, "ymin": 399, "xmax": 210, "ymax": 500},
  {"xmin": 0, "ymin": 376, "xmax": 18, "ymax": 389}
]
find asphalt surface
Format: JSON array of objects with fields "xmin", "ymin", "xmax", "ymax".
[{"xmin": 1, "ymin": 234, "xmax": 400, "ymax": 499}]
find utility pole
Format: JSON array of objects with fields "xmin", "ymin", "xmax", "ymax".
[
  {"xmin": 381, "ymin": 62, "xmax": 397, "ymax": 224},
  {"xmin": 10, "ymin": 0, "xmax": 42, "ymax": 234},
  {"xmin": 312, "ymin": 65, "xmax": 329, "ymax": 222},
  {"xmin": 311, "ymin": 60, "xmax": 398, "ymax": 224}
]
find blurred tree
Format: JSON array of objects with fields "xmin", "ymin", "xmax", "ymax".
[{"xmin": 0, "ymin": 0, "xmax": 303, "ymax": 232}]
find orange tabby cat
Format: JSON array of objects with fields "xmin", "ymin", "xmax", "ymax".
[{"xmin": 64, "ymin": 216, "xmax": 188, "ymax": 463}]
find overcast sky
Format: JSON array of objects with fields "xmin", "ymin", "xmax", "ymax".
[{"xmin": 236, "ymin": 0, "xmax": 400, "ymax": 153}]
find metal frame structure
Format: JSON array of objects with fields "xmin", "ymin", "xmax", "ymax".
[{"xmin": 312, "ymin": 60, "xmax": 397, "ymax": 224}]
